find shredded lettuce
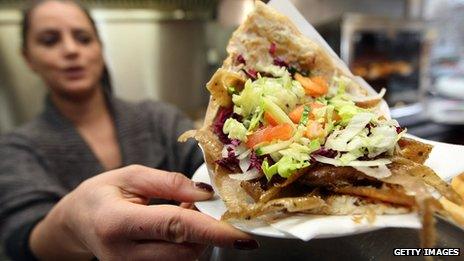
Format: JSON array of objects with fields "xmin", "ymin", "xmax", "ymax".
[
  {"xmin": 246, "ymin": 107, "xmax": 264, "ymax": 132},
  {"xmin": 261, "ymin": 138, "xmax": 318, "ymax": 180},
  {"xmin": 262, "ymin": 159, "xmax": 278, "ymax": 180},
  {"xmin": 232, "ymin": 73, "xmax": 305, "ymax": 119},
  {"xmin": 299, "ymin": 105, "xmax": 310, "ymax": 126},
  {"xmin": 255, "ymin": 139, "xmax": 293, "ymax": 156},
  {"xmin": 262, "ymin": 97, "xmax": 293, "ymax": 125},
  {"xmin": 335, "ymin": 103, "xmax": 361, "ymax": 125},
  {"xmin": 321, "ymin": 112, "xmax": 402, "ymax": 165},
  {"xmin": 227, "ymin": 67, "xmax": 403, "ymax": 179},
  {"xmin": 304, "ymin": 139, "xmax": 321, "ymax": 151},
  {"xmin": 232, "ymin": 79, "xmax": 260, "ymax": 117},
  {"xmin": 223, "ymin": 118, "xmax": 248, "ymax": 142},
  {"xmin": 366, "ymin": 125, "xmax": 400, "ymax": 157},
  {"xmin": 269, "ymin": 152, "xmax": 282, "ymax": 163},
  {"xmin": 328, "ymin": 93, "xmax": 365, "ymax": 125},
  {"xmin": 322, "ymin": 111, "xmax": 404, "ymax": 165},
  {"xmin": 338, "ymin": 149, "xmax": 364, "ymax": 164},
  {"xmin": 323, "ymin": 106, "xmax": 336, "ymax": 134},
  {"xmin": 279, "ymin": 144, "xmax": 312, "ymax": 162},
  {"xmin": 262, "ymin": 155, "xmax": 310, "ymax": 180},
  {"xmin": 276, "ymin": 156, "xmax": 309, "ymax": 178},
  {"xmin": 325, "ymin": 112, "xmax": 374, "ymax": 151}
]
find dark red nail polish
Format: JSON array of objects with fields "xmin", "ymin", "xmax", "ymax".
[
  {"xmin": 194, "ymin": 182, "xmax": 214, "ymax": 193},
  {"xmin": 233, "ymin": 239, "xmax": 259, "ymax": 250}
]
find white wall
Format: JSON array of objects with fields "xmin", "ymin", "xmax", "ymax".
[
  {"xmin": 92, "ymin": 9, "xmax": 162, "ymax": 102},
  {"xmin": 92, "ymin": 9, "xmax": 209, "ymax": 114},
  {"xmin": 0, "ymin": 9, "xmax": 46, "ymax": 129}
]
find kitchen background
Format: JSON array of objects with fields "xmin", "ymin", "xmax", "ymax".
[{"xmin": 0, "ymin": 0, "xmax": 463, "ymax": 143}]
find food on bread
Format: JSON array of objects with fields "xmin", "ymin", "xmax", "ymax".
[{"xmin": 179, "ymin": 1, "xmax": 461, "ymax": 246}]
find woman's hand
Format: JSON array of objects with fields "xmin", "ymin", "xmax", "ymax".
[{"xmin": 30, "ymin": 165, "xmax": 258, "ymax": 260}]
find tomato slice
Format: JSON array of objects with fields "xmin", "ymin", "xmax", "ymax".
[
  {"xmin": 246, "ymin": 123, "xmax": 293, "ymax": 148},
  {"xmin": 289, "ymin": 105, "xmax": 304, "ymax": 124},
  {"xmin": 295, "ymin": 73, "xmax": 329, "ymax": 97},
  {"xmin": 264, "ymin": 112, "xmax": 279, "ymax": 126},
  {"xmin": 308, "ymin": 76, "xmax": 329, "ymax": 97},
  {"xmin": 288, "ymin": 102, "xmax": 324, "ymax": 123}
]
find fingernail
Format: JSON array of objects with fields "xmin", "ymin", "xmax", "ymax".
[
  {"xmin": 233, "ymin": 239, "xmax": 259, "ymax": 250},
  {"xmin": 194, "ymin": 182, "xmax": 214, "ymax": 193}
]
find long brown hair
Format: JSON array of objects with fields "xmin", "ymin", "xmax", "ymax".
[{"xmin": 21, "ymin": 0, "xmax": 113, "ymax": 94}]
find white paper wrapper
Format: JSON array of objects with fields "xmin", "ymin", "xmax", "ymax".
[{"xmin": 193, "ymin": 0, "xmax": 464, "ymax": 241}]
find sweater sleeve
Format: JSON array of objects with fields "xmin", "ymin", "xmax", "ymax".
[
  {"xmin": 144, "ymin": 101, "xmax": 204, "ymax": 178},
  {"xmin": 0, "ymin": 134, "xmax": 66, "ymax": 260}
]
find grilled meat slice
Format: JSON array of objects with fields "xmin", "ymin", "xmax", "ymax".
[
  {"xmin": 240, "ymin": 179, "xmax": 266, "ymax": 202},
  {"xmin": 396, "ymin": 137, "xmax": 432, "ymax": 164},
  {"xmin": 332, "ymin": 185, "xmax": 416, "ymax": 207},
  {"xmin": 297, "ymin": 164, "xmax": 382, "ymax": 187}
]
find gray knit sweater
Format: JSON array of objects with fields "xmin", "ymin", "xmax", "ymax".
[{"xmin": 0, "ymin": 95, "xmax": 203, "ymax": 260}]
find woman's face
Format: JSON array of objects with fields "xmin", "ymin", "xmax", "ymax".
[{"xmin": 24, "ymin": 1, "xmax": 104, "ymax": 99}]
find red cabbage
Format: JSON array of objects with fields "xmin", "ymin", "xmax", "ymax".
[
  {"xmin": 231, "ymin": 139, "xmax": 241, "ymax": 147},
  {"xmin": 269, "ymin": 42, "xmax": 276, "ymax": 55},
  {"xmin": 243, "ymin": 69, "xmax": 258, "ymax": 80},
  {"xmin": 216, "ymin": 146, "xmax": 240, "ymax": 172},
  {"xmin": 212, "ymin": 107, "xmax": 233, "ymax": 144},
  {"xmin": 236, "ymin": 54, "xmax": 246, "ymax": 65},
  {"xmin": 249, "ymin": 150, "xmax": 264, "ymax": 173},
  {"xmin": 273, "ymin": 57, "xmax": 288, "ymax": 68}
]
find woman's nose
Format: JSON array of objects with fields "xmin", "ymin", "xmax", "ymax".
[{"xmin": 62, "ymin": 34, "xmax": 79, "ymax": 59}]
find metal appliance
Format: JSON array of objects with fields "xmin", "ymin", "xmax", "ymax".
[{"xmin": 317, "ymin": 13, "xmax": 431, "ymax": 119}]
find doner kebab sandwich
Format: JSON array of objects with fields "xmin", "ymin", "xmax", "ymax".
[{"xmin": 179, "ymin": 1, "xmax": 462, "ymax": 246}]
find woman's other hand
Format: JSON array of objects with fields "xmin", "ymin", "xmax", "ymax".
[{"xmin": 30, "ymin": 165, "xmax": 258, "ymax": 260}]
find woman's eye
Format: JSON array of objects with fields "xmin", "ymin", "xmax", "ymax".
[
  {"xmin": 74, "ymin": 32, "xmax": 93, "ymax": 45},
  {"xmin": 38, "ymin": 33, "xmax": 59, "ymax": 46}
]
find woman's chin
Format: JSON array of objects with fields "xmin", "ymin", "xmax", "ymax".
[{"xmin": 54, "ymin": 83, "xmax": 100, "ymax": 102}]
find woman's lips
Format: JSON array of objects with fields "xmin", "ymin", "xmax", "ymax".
[{"xmin": 63, "ymin": 66, "xmax": 85, "ymax": 80}]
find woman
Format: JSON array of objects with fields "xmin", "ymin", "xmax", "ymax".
[{"xmin": 0, "ymin": 0, "xmax": 258, "ymax": 260}]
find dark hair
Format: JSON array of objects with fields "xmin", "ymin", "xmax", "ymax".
[{"xmin": 21, "ymin": 0, "xmax": 113, "ymax": 94}]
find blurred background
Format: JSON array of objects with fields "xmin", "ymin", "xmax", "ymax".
[{"xmin": 0, "ymin": 0, "xmax": 463, "ymax": 143}]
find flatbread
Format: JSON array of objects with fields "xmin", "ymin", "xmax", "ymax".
[{"xmin": 180, "ymin": 2, "xmax": 459, "ymax": 222}]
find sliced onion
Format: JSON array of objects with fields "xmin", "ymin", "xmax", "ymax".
[
  {"xmin": 237, "ymin": 149, "xmax": 251, "ymax": 160},
  {"xmin": 312, "ymin": 155, "xmax": 342, "ymax": 166},
  {"xmin": 221, "ymin": 145, "xmax": 232, "ymax": 158},
  {"xmin": 354, "ymin": 164, "xmax": 392, "ymax": 179},
  {"xmin": 314, "ymin": 155, "xmax": 391, "ymax": 167},
  {"xmin": 239, "ymin": 156, "xmax": 251, "ymax": 173},
  {"xmin": 234, "ymin": 144, "xmax": 248, "ymax": 155},
  {"xmin": 349, "ymin": 159, "xmax": 392, "ymax": 167},
  {"xmin": 228, "ymin": 168, "xmax": 263, "ymax": 181}
]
